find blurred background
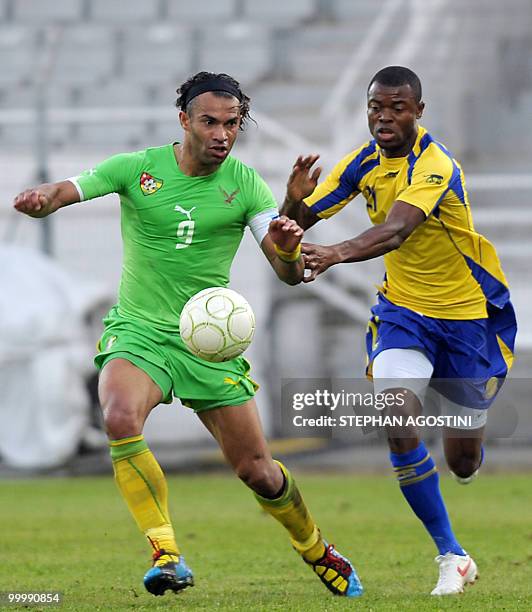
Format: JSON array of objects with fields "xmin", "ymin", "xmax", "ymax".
[{"xmin": 1, "ymin": 0, "xmax": 531, "ymax": 473}]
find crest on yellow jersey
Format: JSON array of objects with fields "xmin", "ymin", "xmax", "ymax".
[{"xmin": 425, "ymin": 174, "xmax": 444, "ymax": 185}]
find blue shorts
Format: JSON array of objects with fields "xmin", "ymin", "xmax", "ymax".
[{"xmin": 365, "ymin": 295, "xmax": 517, "ymax": 409}]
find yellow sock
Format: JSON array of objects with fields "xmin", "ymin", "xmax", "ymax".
[
  {"xmin": 110, "ymin": 435, "xmax": 180, "ymax": 561},
  {"xmin": 254, "ymin": 460, "xmax": 325, "ymax": 562}
]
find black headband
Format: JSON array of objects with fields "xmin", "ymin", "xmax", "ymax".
[{"xmin": 182, "ymin": 78, "xmax": 242, "ymax": 109}]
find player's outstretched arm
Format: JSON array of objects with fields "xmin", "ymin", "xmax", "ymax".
[
  {"xmin": 302, "ymin": 200, "xmax": 426, "ymax": 283},
  {"xmin": 13, "ymin": 180, "xmax": 80, "ymax": 218},
  {"xmin": 281, "ymin": 154, "xmax": 322, "ymax": 230},
  {"xmin": 262, "ymin": 215, "xmax": 305, "ymax": 286}
]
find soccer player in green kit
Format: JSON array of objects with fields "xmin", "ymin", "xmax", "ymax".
[{"xmin": 14, "ymin": 72, "xmax": 362, "ymax": 599}]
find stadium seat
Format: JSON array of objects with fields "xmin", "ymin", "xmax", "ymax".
[
  {"xmin": 295, "ymin": 22, "xmax": 378, "ymax": 49},
  {"xmin": 199, "ymin": 25, "xmax": 271, "ymax": 85},
  {"xmin": 0, "ymin": 26, "xmax": 37, "ymax": 86},
  {"xmin": 144, "ymin": 80, "xmax": 181, "ymax": 106},
  {"xmin": 51, "ymin": 26, "xmax": 117, "ymax": 85},
  {"xmin": 89, "ymin": 0, "xmax": 161, "ymax": 21},
  {"xmin": 243, "ymin": 0, "xmax": 315, "ymax": 25},
  {"xmin": 253, "ymin": 82, "xmax": 329, "ymax": 113},
  {"xmin": 289, "ymin": 47, "xmax": 353, "ymax": 84},
  {"xmin": 122, "ymin": 25, "xmax": 192, "ymax": 84},
  {"xmin": 0, "ymin": 121, "xmax": 36, "ymax": 148},
  {"xmin": 150, "ymin": 119, "xmax": 183, "ymax": 148},
  {"xmin": 166, "ymin": 0, "xmax": 236, "ymax": 22},
  {"xmin": 0, "ymin": 0, "xmax": 8, "ymax": 20},
  {"xmin": 0, "ymin": 82, "xmax": 73, "ymax": 149},
  {"xmin": 13, "ymin": 0, "xmax": 84, "ymax": 21},
  {"xmin": 76, "ymin": 82, "xmax": 149, "ymax": 108},
  {"xmin": 0, "ymin": 83, "xmax": 36, "ymax": 109},
  {"xmin": 73, "ymin": 121, "xmax": 147, "ymax": 149},
  {"xmin": 328, "ymin": 0, "xmax": 380, "ymax": 20}
]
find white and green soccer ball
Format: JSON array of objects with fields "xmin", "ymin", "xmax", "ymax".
[{"xmin": 179, "ymin": 287, "xmax": 256, "ymax": 362}]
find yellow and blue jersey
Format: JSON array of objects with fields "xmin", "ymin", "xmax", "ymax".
[
  {"xmin": 304, "ymin": 126, "xmax": 511, "ymax": 322},
  {"xmin": 305, "ymin": 126, "xmax": 517, "ymax": 388}
]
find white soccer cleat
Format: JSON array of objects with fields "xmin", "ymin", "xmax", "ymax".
[
  {"xmin": 430, "ymin": 552, "xmax": 478, "ymax": 595},
  {"xmin": 450, "ymin": 469, "xmax": 479, "ymax": 485}
]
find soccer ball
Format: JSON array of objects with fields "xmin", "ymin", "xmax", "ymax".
[{"xmin": 179, "ymin": 287, "xmax": 255, "ymax": 362}]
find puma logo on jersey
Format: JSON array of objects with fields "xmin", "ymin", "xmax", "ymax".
[
  {"xmin": 425, "ymin": 174, "xmax": 444, "ymax": 185},
  {"xmin": 174, "ymin": 205, "xmax": 196, "ymax": 220},
  {"xmin": 140, "ymin": 172, "xmax": 163, "ymax": 195},
  {"xmin": 219, "ymin": 186, "xmax": 240, "ymax": 205}
]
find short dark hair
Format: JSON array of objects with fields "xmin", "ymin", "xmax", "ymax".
[
  {"xmin": 368, "ymin": 66, "xmax": 422, "ymax": 103},
  {"xmin": 175, "ymin": 71, "xmax": 251, "ymax": 130}
]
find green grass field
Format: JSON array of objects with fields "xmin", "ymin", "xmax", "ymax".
[{"xmin": 0, "ymin": 472, "xmax": 530, "ymax": 611}]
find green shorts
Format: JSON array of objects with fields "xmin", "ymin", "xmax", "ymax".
[{"xmin": 94, "ymin": 306, "xmax": 258, "ymax": 412}]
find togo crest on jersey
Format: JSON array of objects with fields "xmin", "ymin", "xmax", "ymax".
[
  {"xmin": 219, "ymin": 186, "xmax": 240, "ymax": 205},
  {"xmin": 140, "ymin": 172, "xmax": 163, "ymax": 195},
  {"xmin": 425, "ymin": 173, "xmax": 444, "ymax": 185}
]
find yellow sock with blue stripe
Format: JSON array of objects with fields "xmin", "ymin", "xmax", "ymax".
[
  {"xmin": 254, "ymin": 460, "xmax": 325, "ymax": 562},
  {"xmin": 110, "ymin": 435, "xmax": 180, "ymax": 561},
  {"xmin": 391, "ymin": 441, "xmax": 465, "ymax": 555}
]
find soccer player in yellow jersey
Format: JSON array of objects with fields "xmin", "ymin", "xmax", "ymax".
[{"xmin": 282, "ymin": 66, "xmax": 517, "ymax": 596}]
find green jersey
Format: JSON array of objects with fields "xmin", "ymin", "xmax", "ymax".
[{"xmin": 71, "ymin": 144, "xmax": 278, "ymax": 330}]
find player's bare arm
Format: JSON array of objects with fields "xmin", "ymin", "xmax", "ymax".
[
  {"xmin": 261, "ymin": 215, "xmax": 304, "ymax": 285},
  {"xmin": 280, "ymin": 154, "xmax": 322, "ymax": 230},
  {"xmin": 13, "ymin": 180, "xmax": 80, "ymax": 218},
  {"xmin": 302, "ymin": 200, "xmax": 426, "ymax": 283}
]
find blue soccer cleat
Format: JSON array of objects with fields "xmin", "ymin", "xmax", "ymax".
[
  {"xmin": 143, "ymin": 549, "xmax": 194, "ymax": 596},
  {"xmin": 304, "ymin": 542, "xmax": 363, "ymax": 597}
]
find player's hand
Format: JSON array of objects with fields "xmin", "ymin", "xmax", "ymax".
[
  {"xmin": 268, "ymin": 215, "xmax": 304, "ymax": 253},
  {"xmin": 302, "ymin": 242, "xmax": 340, "ymax": 282},
  {"xmin": 286, "ymin": 154, "xmax": 322, "ymax": 203},
  {"xmin": 13, "ymin": 188, "xmax": 53, "ymax": 218}
]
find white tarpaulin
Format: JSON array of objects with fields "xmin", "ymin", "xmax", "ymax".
[{"xmin": 0, "ymin": 245, "xmax": 106, "ymax": 468}]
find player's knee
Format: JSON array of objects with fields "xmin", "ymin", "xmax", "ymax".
[
  {"xmin": 235, "ymin": 455, "xmax": 279, "ymax": 497},
  {"xmin": 101, "ymin": 395, "xmax": 143, "ymax": 439},
  {"xmin": 447, "ymin": 454, "xmax": 481, "ymax": 478}
]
